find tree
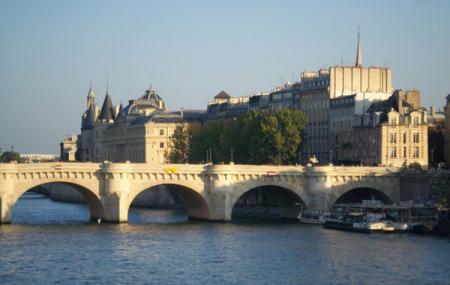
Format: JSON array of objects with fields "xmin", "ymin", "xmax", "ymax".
[
  {"xmin": 1, "ymin": 151, "xmax": 20, "ymax": 163},
  {"xmin": 165, "ymin": 124, "xmax": 191, "ymax": 163},
  {"xmin": 165, "ymin": 109, "xmax": 307, "ymax": 165}
]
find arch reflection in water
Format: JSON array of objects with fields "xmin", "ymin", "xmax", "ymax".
[
  {"xmin": 231, "ymin": 185, "xmax": 305, "ymax": 222},
  {"xmin": 127, "ymin": 184, "xmax": 210, "ymax": 224},
  {"xmin": 11, "ymin": 182, "xmax": 104, "ymax": 224}
]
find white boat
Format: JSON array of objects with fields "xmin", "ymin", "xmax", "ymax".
[
  {"xmin": 297, "ymin": 210, "xmax": 328, "ymax": 224},
  {"xmin": 382, "ymin": 222, "xmax": 395, "ymax": 233}
]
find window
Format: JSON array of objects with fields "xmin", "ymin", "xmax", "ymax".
[
  {"xmin": 413, "ymin": 147, "xmax": 419, "ymax": 158},
  {"xmin": 413, "ymin": 116, "xmax": 419, "ymax": 125},
  {"xmin": 390, "ymin": 147, "xmax": 397, "ymax": 158},
  {"xmin": 390, "ymin": 117, "xmax": 397, "ymax": 125},
  {"xmin": 390, "ymin": 133, "xmax": 397, "ymax": 143},
  {"xmin": 403, "ymin": 147, "xmax": 407, "ymax": 158},
  {"xmin": 403, "ymin": 132, "xmax": 407, "ymax": 144},
  {"xmin": 160, "ymin": 129, "xmax": 164, "ymax": 136},
  {"xmin": 160, "ymin": 142, "xmax": 164, "ymax": 148},
  {"xmin": 413, "ymin": 132, "xmax": 419, "ymax": 143}
]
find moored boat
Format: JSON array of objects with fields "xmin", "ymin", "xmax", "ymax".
[{"xmin": 297, "ymin": 210, "xmax": 329, "ymax": 224}]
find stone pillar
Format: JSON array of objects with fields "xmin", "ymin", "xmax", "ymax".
[
  {"xmin": 0, "ymin": 173, "xmax": 15, "ymax": 224},
  {"xmin": 100, "ymin": 163, "xmax": 131, "ymax": 223},
  {"xmin": 305, "ymin": 167, "xmax": 331, "ymax": 211},
  {"xmin": 204, "ymin": 166, "xmax": 231, "ymax": 222}
]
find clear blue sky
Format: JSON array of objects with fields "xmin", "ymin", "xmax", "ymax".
[{"xmin": 1, "ymin": 0, "xmax": 449, "ymax": 153}]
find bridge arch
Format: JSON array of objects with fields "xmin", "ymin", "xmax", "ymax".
[
  {"xmin": 329, "ymin": 185, "xmax": 395, "ymax": 208},
  {"xmin": 6, "ymin": 180, "xmax": 104, "ymax": 224},
  {"xmin": 126, "ymin": 182, "xmax": 210, "ymax": 222},
  {"xmin": 228, "ymin": 181, "xmax": 309, "ymax": 221}
]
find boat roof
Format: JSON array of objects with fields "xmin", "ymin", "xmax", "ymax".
[{"xmin": 333, "ymin": 203, "xmax": 437, "ymax": 210}]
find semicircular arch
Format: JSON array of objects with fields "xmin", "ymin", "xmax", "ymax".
[
  {"xmin": 127, "ymin": 181, "xmax": 210, "ymax": 221},
  {"xmin": 11, "ymin": 179, "xmax": 104, "ymax": 222},
  {"xmin": 329, "ymin": 182, "xmax": 395, "ymax": 207}
]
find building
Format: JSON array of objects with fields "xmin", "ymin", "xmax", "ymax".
[
  {"xmin": 206, "ymin": 91, "xmax": 250, "ymax": 120},
  {"xmin": 426, "ymin": 106, "xmax": 446, "ymax": 166},
  {"xmin": 267, "ymin": 83, "xmax": 301, "ymax": 111},
  {"xmin": 298, "ymin": 33, "xmax": 392, "ymax": 164},
  {"xmin": 354, "ymin": 90, "xmax": 428, "ymax": 167},
  {"xmin": 298, "ymin": 69, "xmax": 331, "ymax": 163},
  {"xmin": 445, "ymin": 95, "xmax": 450, "ymax": 165},
  {"xmin": 60, "ymin": 135, "xmax": 78, "ymax": 161},
  {"xmin": 78, "ymin": 84, "xmax": 202, "ymax": 163}
]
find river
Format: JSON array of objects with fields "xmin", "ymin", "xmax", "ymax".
[{"xmin": 0, "ymin": 192, "xmax": 449, "ymax": 285}]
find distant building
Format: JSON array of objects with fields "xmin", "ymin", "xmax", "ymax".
[
  {"xmin": 60, "ymin": 135, "xmax": 78, "ymax": 161},
  {"xmin": 298, "ymin": 32, "xmax": 392, "ymax": 164},
  {"xmin": 77, "ymin": 84, "xmax": 205, "ymax": 163},
  {"xmin": 249, "ymin": 92, "xmax": 271, "ymax": 112},
  {"xmin": 425, "ymin": 106, "xmax": 446, "ymax": 166},
  {"xmin": 206, "ymin": 91, "xmax": 250, "ymax": 120},
  {"xmin": 20, "ymin": 153, "xmax": 58, "ymax": 163},
  {"xmin": 354, "ymin": 90, "xmax": 428, "ymax": 167},
  {"xmin": 445, "ymin": 95, "xmax": 450, "ymax": 165},
  {"xmin": 267, "ymin": 83, "xmax": 301, "ymax": 111}
]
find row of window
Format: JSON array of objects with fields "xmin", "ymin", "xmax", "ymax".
[
  {"xmin": 389, "ymin": 132, "xmax": 420, "ymax": 143},
  {"xmin": 390, "ymin": 146, "xmax": 420, "ymax": 158}
]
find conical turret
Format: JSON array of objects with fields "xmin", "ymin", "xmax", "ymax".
[{"xmin": 98, "ymin": 93, "xmax": 115, "ymax": 123}]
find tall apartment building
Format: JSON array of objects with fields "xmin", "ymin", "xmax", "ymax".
[
  {"xmin": 299, "ymin": 33, "xmax": 392, "ymax": 164},
  {"xmin": 354, "ymin": 90, "xmax": 428, "ymax": 167}
]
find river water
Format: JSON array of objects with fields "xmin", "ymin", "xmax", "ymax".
[{"xmin": 1, "ymin": 192, "xmax": 449, "ymax": 285}]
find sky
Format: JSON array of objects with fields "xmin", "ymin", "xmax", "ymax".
[{"xmin": 0, "ymin": 0, "xmax": 449, "ymax": 153}]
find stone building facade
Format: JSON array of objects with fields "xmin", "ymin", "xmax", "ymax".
[
  {"xmin": 354, "ymin": 90, "xmax": 428, "ymax": 167},
  {"xmin": 298, "ymin": 34, "xmax": 392, "ymax": 164},
  {"xmin": 78, "ymin": 85, "xmax": 197, "ymax": 163}
]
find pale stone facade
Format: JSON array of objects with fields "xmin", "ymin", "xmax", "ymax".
[
  {"xmin": 298, "ymin": 34, "xmax": 392, "ymax": 164},
  {"xmin": 354, "ymin": 90, "xmax": 428, "ymax": 167},
  {"xmin": 78, "ymin": 85, "xmax": 189, "ymax": 163},
  {"xmin": 60, "ymin": 135, "xmax": 78, "ymax": 161}
]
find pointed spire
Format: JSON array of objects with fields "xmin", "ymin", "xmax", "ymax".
[
  {"xmin": 106, "ymin": 75, "xmax": 110, "ymax": 95},
  {"xmin": 355, "ymin": 28, "xmax": 362, "ymax": 68},
  {"xmin": 87, "ymin": 81, "xmax": 95, "ymax": 108}
]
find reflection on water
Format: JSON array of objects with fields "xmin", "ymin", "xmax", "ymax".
[{"xmin": 1, "ymin": 193, "xmax": 450, "ymax": 285}]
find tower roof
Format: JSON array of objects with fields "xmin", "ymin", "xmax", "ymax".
[
  {"xmin": 214, "ymin": 91, "xmax": 231, "ymax": 99},
  {"xmin": 98, "ymin": 94, "xmax": 115, "ymax": 122},
  {"xmin": 88, "ymin": 81, "xmax": 95, "ymax": 98}
]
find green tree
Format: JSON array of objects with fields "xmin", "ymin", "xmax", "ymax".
[
  {"xmin": 1, "ymin": 151, "xmax": 20, "ymax": 163},
  {"xmin": 165, "ymin": 124, "xmax": 191, "ymax": 163},
  {"xmin": 165, "ymin": 109, "xmax": 306, "ymax": 165}
]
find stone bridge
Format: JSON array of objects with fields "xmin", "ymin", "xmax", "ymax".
[{"xmin": 1, "ymin": 162, "xmax": 449, "ymax": 224}]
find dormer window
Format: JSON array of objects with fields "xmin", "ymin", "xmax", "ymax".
[{"xmin": 413, "ymin": 116, "xmax": 420, "ymax": 125}]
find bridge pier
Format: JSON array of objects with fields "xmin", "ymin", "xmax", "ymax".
[
  {"xmin": 0, "ymin": 196, "xmax": 13, "ymax": 224},
  {"xmin": 101, "ymin": 193, "xmax": 129, "ymax": 223}
]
